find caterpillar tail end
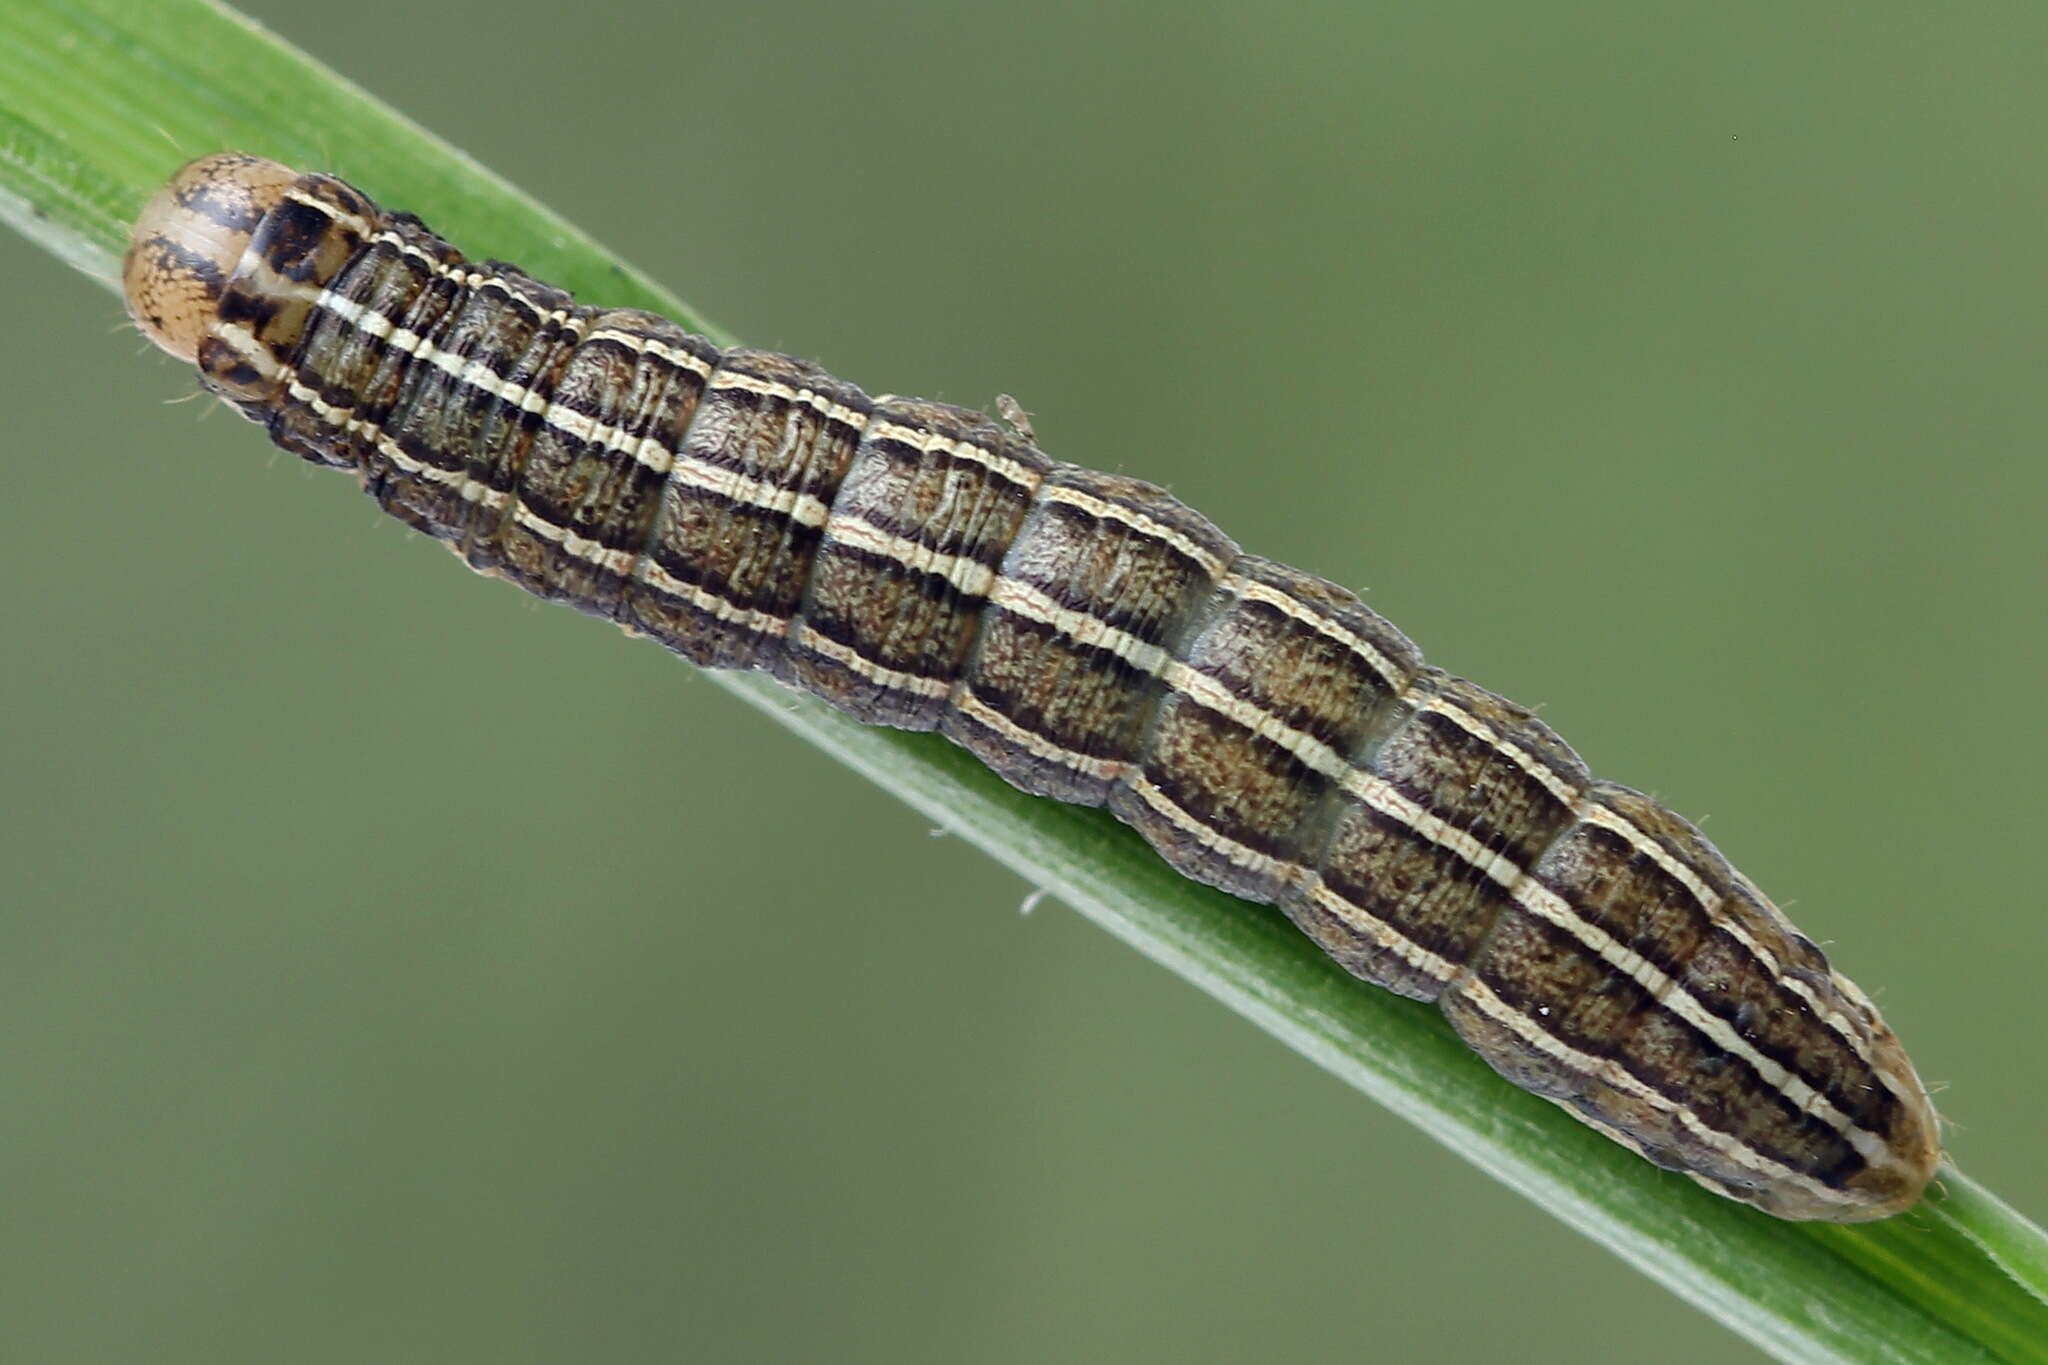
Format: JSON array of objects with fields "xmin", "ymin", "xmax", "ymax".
[{"xmin": 123, "ymin": 153, "xmax": 299, "ymax": 363}]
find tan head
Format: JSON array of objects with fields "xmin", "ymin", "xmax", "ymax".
[{"xmin": 122, "ymin": 153, "xmax": 300, "ymax": 363}]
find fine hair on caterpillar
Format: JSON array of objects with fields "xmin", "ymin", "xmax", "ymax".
[{"xmin": 122, "ymin": 152, "xmax": 1943, "ymax": 1222}]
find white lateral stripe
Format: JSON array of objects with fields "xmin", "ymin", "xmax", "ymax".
[
  {"xmin": 867, "ymin": 418, "xmax": 1038, "ymax": 489},
  {"xmin": 509, "ymin": 505, "xmax": 637, "ymax": 576},
  {"xmin": 691, "ymin": 367, "xmax": 868, "ymax": 431},
  {"xmin": 973, "ymin": 567, "xmax": 1896, "ymax": 1164},
  {"xmin": 1411, "ymin": 694, "xmax": 1583, "ymax": 808},
  {"xmin": 823, "ymin": 514, "xmax": 999, "ymax": 599},
  {"xmin": 234, "ymin": 342, "xmax": 959, "ymax": 707},
  {"xmin": 1227, "ymin": 572, "xmax": 1411, "ymax": 694},
  {"xmin": 1224, "ymin": 562, "xmax": 1877, "ymax": 1079},
  {"xmin": 585, "ymin": 328, "xmax": 716, "ymax": 378},
  {"xmin": 274, "ymin": 360, "xmax": 959, "ymax": 705},
  {"xmin": 1123, "ymin": 775, "xmax": 1456, "ymax": 984},
  {"xmin": 637, "ymin": 559, "xmax": 790, "ymax": 639},
  {"xmin": 950, "ymin": 689, "xmax": 1125, "ymax": 783},
  {"xmin": 1402, "ymin": 660, "xmax": 1878, "ymax": 1071},
  {"xmin": 1038, "ymin": 482, "xmax": 1232, "ymax": 577},
  {"xmin": 1454, "ymin": 977, "xmax": 1886, "ymax": 1209},
  {"xmin": 240, "ymin": 296, "xmax": 1898, "ymax": 1161},
  {"xmin": 789, "ymin": 624, "xmax": 954, "ymax": 699},
  {"xmin": 226, "ymin": 216, "xmax": 1903, "ymax": 1146},
  {"xmin": 1303, "ymin": 879, "xmax": 1459, "ymax": 983},
  {"xmin": 1121, "ymin": 774, "xmax": 1880, "ymax": 1207}
]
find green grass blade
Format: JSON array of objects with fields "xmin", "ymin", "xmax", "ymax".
[{"xmin": 3, "ymin": 1, "xmax": 2044, "ymax": 1360}]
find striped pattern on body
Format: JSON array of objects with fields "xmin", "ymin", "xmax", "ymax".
[{"xmin": 120, "ymin": 153, "xmax": 1941, "ymax": 1221}]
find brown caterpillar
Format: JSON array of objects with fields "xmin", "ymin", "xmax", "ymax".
[{"xmin": 122, "ymin": 152, "xmax": 1940, "ymax": 1220}]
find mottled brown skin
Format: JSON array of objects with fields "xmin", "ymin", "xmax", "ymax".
[{"xmin": 123, "ymin": 154, "xmax": 1942, "ymax": 1220}]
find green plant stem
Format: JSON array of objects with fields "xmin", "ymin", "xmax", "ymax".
[{"xmin": 2, "ymin": 2, "xmax": 2044, "ymax": 1360}]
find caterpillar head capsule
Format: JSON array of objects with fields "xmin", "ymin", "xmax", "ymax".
[
  {"xmin": 123, "ymin": 154, "xmax": 381, "ymax": 411},
  {"xmin": 123, "ymin": 153, "xmax": 300, "ymax": 363}
]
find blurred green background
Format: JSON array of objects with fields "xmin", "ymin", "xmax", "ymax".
[{"xmin": 5, "ymin": 2, "xmax": 2046, "ymax": 1360}]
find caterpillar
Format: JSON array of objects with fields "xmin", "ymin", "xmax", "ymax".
[{"xmin": 122, "ymin": 152, "xmax": 1940, "ymax": 1221}]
